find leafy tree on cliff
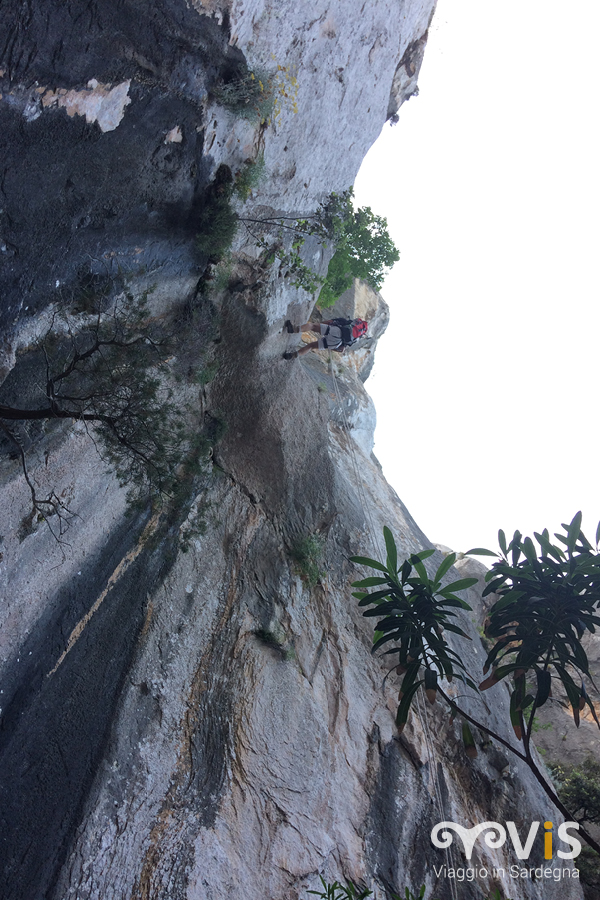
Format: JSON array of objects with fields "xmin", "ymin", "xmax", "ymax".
[
  {"xmin": 317, "ymin": 196, "xmax": 399, "ymax": 306},
  {"xmin": 0, "ymin": 291, "xmax": 206, "ymax": 538},
  {"xmin": 239, "ymin": 188, "xmax": 399, "ymax": 307}
]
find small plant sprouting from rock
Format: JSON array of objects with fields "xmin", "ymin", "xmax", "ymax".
[
  {"xmin": 391, "ymin": 887, "xmax": 440, "ymax": 900},
  {"xmin": 212, "ymin": 68, "xmax": 275, "ymax": 124},
  {"xmin": 290, "ymin": 533, "xmax": 325, "ymax": 588},
  {"xmin": 269, "ymin": 59, "xmax": 299, "ymax": 124},
  {"xmin": 193, "ymin": 359, "xmax": 219, "ymax": 387},
  {"xmin": 307, "ymin": 875, "xmax": 372, "ymax": 900},
  {"xmin": 305, "ymin": 882, "xmax": 514, "ymax": 900},
  {"xmin": 179, "ymin": 499, "xmax": 213, "ymax": 554},
  {"xmin": 551, "ymin": 758, "xmax": 600, "ymax": 827},
  {"xmin": 213, "ymin": 62, "xmax": 298, "ymax": 126},
  {"xmin": 254, "ymin": 626, "xmax": 295, "ymax": 661},
  {"xmin": 233, "ymin": 155, "xmax": 266, "ymax": 201}
]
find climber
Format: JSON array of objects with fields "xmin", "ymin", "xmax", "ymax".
[{"xmin": 283, "ymin": 317, "xmax": 368, "ymax": 360}]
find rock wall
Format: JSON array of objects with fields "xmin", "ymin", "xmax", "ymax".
[{"xmin": 0, "ymin": 2, "xmax": 588, "ymax": 900}]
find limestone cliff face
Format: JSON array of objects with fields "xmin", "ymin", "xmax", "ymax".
[{"xmin": 0, "ymin": 3, "xmax": 587, "ymax": 900}]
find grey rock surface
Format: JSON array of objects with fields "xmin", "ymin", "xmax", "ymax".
[{"xmin": 0, "ymin": 2, "xmax": 590, "ymax": 900}]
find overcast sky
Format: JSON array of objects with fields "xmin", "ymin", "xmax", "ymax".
[{"xmin": 354, "ymin": 0, "xmax": 600, "ymax": 555}]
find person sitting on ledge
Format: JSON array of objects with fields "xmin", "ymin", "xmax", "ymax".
[{"xmin": 283, "ymin": 317, "xmax": 368, "ymax": 360}]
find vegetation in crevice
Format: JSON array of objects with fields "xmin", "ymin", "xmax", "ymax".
[
  {"xmin": 239, "ymin": 188, "xmax": 398, "ymax": 306},
  {"xmin": 195, "ymin": 165, "xmax": 238, "ymax": 263},
  {"xmin": 212, "ymin": 67, "xmax": 276, "ymax": 124},
  {"xmin": 290, "ymin": 533, "xmax": 325, "ymax": 588},
  {"xmin": 305, "ymin": 880, "xmax": 513, "ymax": 900},
  {"xmin": 233, "ymin": 154, "xmax": 266, "ymax": 201},
  {"xmin": 211, "ymin": 61, "xmax": 298, "ymax": 126},
  {"xmin": 0, "ymin": 284, "xmax": 223, "ymax": 541},
  {"xmin": 253, "ymin": 626, "xmax": 295, "ymax": 661}
]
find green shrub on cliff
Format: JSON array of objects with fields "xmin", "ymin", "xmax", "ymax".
[
  {"xmin": 212, "ymin": 68, "xmax": 274, "ymax": 124},
  {"xmin": 307, "ymin": 875, "xmax": 372, "ymax": 900},
  {"xmin": 351, "ymin": 514, "xmax": 600, "ymax": 857},
  {"xmin": 290, "ymin": 533, "xmax": 325, "ymax": 587},
  {"xmin": 239, "ymin": 188, "xmax": 398, "ymax": 305},
  {"xmin": 317, "ymin": 196, "xmax": 399, "ymax": 307},
  {"xmin": 552, "ymin": 759, "xmax": 600, "ymax": 826}
]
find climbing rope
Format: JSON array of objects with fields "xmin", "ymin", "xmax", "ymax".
[
  {"xmin": 328, "ymin": 351, "xmax": 458, "ymax": 900},
  {"xmin": 328, "ymin": 352, "xmax": 381, "ymax": 559}
]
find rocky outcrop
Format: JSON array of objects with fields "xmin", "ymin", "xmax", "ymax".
[{"xmin": 0, "ymin": 2, "xmax": 589, "ymax": 900}]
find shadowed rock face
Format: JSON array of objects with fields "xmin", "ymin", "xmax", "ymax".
[
  {"xmin": 0, "ymin": 0, "xmax": 243, "ymax": 376},
  {"xmin": 0, "ymin": 2, "xmax": 588, "ymax": 900}
]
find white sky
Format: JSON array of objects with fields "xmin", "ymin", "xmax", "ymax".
[{"xmin": 354, "ymin": 0, "xmax": 600, "ymax": 555}]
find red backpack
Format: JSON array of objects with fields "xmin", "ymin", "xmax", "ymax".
[
  {"xmin": 332, "ymin": 317, "xmax": 368, "ymax": 346},
  {"xmin": 351, "ymin": 318, "xmax": 368, "ymax": 340}
]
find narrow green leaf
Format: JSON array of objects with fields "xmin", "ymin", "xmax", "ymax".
[
  {"xmin": 439, "ymin": 595, "xmax": 472, "ymax": 610},
  {"xmin": 511, "ymin": 531, "xmax": 522, "ymax": 566},
  {"xmin": 438, "ymin": 577, "xmax": 478, "ymax": 595},
  {"xmin": 358, "ymin": 589, "xmax": 397, "ymax": 605},
  {"xmin": 498, "ymin": 529, "xmax": 508, "ymax": 556},
  {"xmin": 535, "ymin": 669, "xmax": 552, "ymax": 708},
  {"xmin": 442, "ymin": 622, "xmax": 471, "ymax": 639},
  {"xmin": 434, "ymin": 553, "xmax": 457, "ymax": 584},
  {"xmin": 533, "ymin": 531, "xmax": 565, "ymax": 562},
  {"xmin": 363, "ymin": 601, "xmax": 403, "ymax": 617},
  {"xmin": 384, "ymin": 526, "xmax": 398, "ymax": 575},
  {"xmin": 351, "ymin": 576, "xmax": 389, "ymax": 587},
  {"xmin": 396, "ymin": 679, "xmax": 422, "ymax": 731},
  {"xmin": 465, "ymin": 548, "xmax": 498, "ymax": 557},
  {"xmin": 572, "ymin": 640, "xmax": 590, "ymax": 674},
  {"xmin": 412, "ymin": 557, "xmax": 429, "ymax": 582},
  {"xmin": 462, "ymin": 721, "xmax": 478, "ymax": 758},
  {"xmin": 522, "ymin": 537, "xmax": 537, "ymax": 563},
  {"xmin": 372, "ymin": 632, "xmax": 401, "ymax": 653},
  {"xmin": 409, "ymin": 548, "xmax": 436, "ymax": 563},
  {"xmin": 350, "ymin": 556, "xmax": 389, "ymax": 573},
  {"xmin": 566, "ymin": 511, "xmax": 583, "ymax": 553}
]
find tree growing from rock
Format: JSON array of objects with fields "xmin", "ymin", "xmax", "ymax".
[
  {"xmin": 0, "ymin": 292, "xmax": 201, "ymax": 539},
  {"xmin": 239, "ymin": 188, "xmax": 399, "ymax": 306}
]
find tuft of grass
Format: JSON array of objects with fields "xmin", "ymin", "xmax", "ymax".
[
  {"xmin": 290, "ymin": 533, "xmax": 325, "ymax": 588},
  {"xmin": 234, "ymin": 155, "xmax": 266, "ymax": 201},
  {"xmin": 530, "ymin": 718, "xmax": 553, "ymax": 733},
  {"xmin": 254, "ymin": 628, "xmax": 295, "ymax": 660},
  {"xmin": 210, "ymin": 257, "xmax": 234, "ymax": 293},
  {"xmin": 213, "ymin": 69, "xmax": 274, "ymax": 124}
]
